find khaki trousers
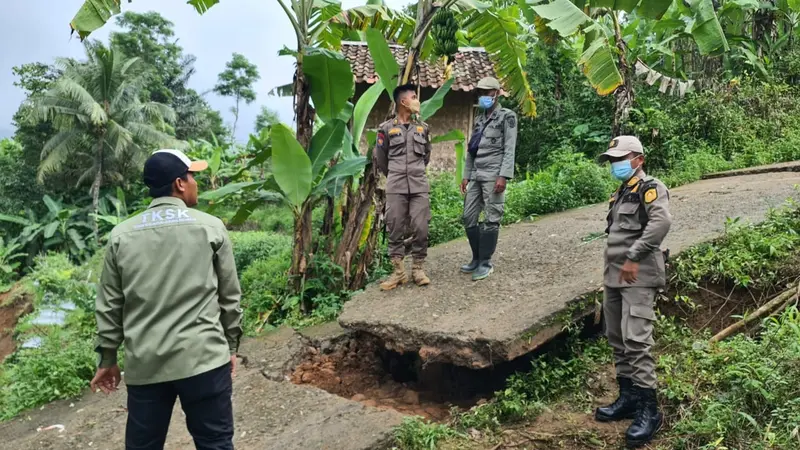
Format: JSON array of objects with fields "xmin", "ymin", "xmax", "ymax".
[
  {"xmin": 462, "ymin": 180, "xmax": 505, "ymax": 231},
  {"xmin": 386, "ymin": 193, "xmax": 430, "ymax": 259},
  {"xmin": 603, "ymin": 286, "xmax": 657, "ymax": 389}
]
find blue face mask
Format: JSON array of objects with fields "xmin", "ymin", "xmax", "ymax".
[
  {"xmin": 610, "ymin": 160, "xmax": 636, "ymax": 181},
  {"xmin": 478, "ymin": 96, "xmax": 495, "ymax": 110}
]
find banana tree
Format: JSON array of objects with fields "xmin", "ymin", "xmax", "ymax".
[{"xmin": 528, "ymin": 0, "xmax": 734, "ymax": 134}]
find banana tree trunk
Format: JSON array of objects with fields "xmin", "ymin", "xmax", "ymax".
[
  {"xmin": 333, "ymin": 4, "xmax": 438, "ymax": 290},
  {"xmin": 289, "ymin": 62, "xmax": 316, "ymax": 298},
  {"xmin": 612, "ymin": 14, "xmax": 633, "ymax": 136}
]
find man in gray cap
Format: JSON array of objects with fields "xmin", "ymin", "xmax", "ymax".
[
  {"xmin": 459, "ymin": 76, "xmax": 517, "ymax": 281},
  {"xmin": 595, "ymin": 136, "xmax": 672, "ymax": 448}
]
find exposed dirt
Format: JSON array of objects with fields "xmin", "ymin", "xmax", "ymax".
[
  {"xmin": 0, "ymin": 286, "xmax": 33, "ymax": 362},
  {"xmin": 290, "ymin": 334, "xmax": 484, "ymax": 421},
  {"xmin": 341, "ymin": 171, "xmax": 800, "ymax": 368}
]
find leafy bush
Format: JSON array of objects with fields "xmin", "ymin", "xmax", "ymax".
[
  {"xmin": 0, "ymin": 327, "xmax": 96, "ymax": 421},
  {"xmin": 394, "ymin": 417, "xmax": 464, "ymax": 450},
  {"xmin": 238, "ymin": 248, "xmax": 292, "ymax": 336},
  {"xmin": 230, "ymin": 231, "xmax": 292, "ymax": 273},
  {"xmin": 0, "ymin": 253, "xmax": 101, "ymax": 421},
  {"xmin": 658, "ymin": 307, "xmax": 800, "ymax": 449},
  {"xmin": 428, "ymin": 173, "xmax": 464, "ymax": 246},
  {"xmin": 505, "ymin": 152, "xmax": 614, "ymax": 223},
  {"xmin": 672, "ymin": 203, "xmax": 800, "ymax": 289}
]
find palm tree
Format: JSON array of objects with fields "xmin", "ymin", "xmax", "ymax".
[{"xmin": 30, "ymin": 41, "xmax": 177, "ymax": 237}]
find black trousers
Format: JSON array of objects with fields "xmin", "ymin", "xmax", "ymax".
[{"xmin": 126, "ymin": 363, "xmax": 234, "ymax": 450}]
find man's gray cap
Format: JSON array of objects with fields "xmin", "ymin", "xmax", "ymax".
[
  {"xmin": 476, "ymin": 77, "xmax": 502, "ymax": 90},
  {"xmin": 598, "ymin": 136, "xmax": 644, "ymax": 162}
]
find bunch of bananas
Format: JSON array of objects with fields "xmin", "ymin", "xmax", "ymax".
[{"xmin": 432, "ymin": 8, "xmax": 459, "ymax": 64}]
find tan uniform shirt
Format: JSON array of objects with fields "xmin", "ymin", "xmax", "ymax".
[
  {"xmin": 604, "ymin": 172, "xmax": 672, "ymax": 288},
  {"xmin": 96, "ymin": 197, "xmax": 243, "ymax": 385},
  {"xmin": 463, "ymin": 106, "xmax": 518, "ymax": 181},
  {"xmin": 374, "ymin": 118, "xmax": 432, "ymax": 194}
]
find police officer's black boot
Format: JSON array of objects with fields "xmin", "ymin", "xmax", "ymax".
[
  {"xmin": 460, "ymin": 226, "xmax": 481, "ymax": 273},
  {"xmin": 595, "ymin": 377, "xmax": 637, "ymax": 422},
  {"xmin": 625, "ymin": 386, "xmax": 663, "ymax": 448},
  {"xmin": 472, "ymin": 228, "xmax": 498, "ymax": 281}
]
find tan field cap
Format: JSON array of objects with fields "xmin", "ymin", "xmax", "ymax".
[{"xmin": 598, "ymin": 136, "xmax": 644, "ymax": 162}]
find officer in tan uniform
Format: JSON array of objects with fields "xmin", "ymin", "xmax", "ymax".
[
  {"xmin": 375, "ymin": 83, "xmax": 432, "ymax": 290},
  {"xmin": 460, "ymin": 77, "xmax": 517, "ymax": 281},
  {"xmin": 595, "ymin": 136, "xmax": 672, "ymax": 448}
]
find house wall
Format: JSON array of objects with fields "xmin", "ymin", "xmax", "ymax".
[{"xmin": 355, "ymin": 85, "xmax": 475, "ymax": 172}]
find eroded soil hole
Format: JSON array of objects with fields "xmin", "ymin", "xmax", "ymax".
[{"xmin": 292, "ymin": 317, "xmax": 602, "ymax": 421}]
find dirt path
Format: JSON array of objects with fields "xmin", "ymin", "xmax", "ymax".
[
  {"xmin": 340, "ymin": 171, "xmax": 800, "ymax": 368},
  {"xmin": 0, "ymin": 327, "xmax": 402, "ymax": 450}
]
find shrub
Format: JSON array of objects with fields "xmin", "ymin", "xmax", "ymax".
[
  {"xmin": 230, "ymin": 231, "xmax": 292, "ymax": 274},
  {"xmin": 658, "ymin": 307, "xmax": 800, "ymax": 449},
  {"xmin": 238, "ymin": 247, "xmax": 292, "ymax": 335},
  {"xmin": 0, "ymin": 327, "xmax": 96, "ymax": 420},
  {"xmin": 672, "ymin": 203, "xmax": 800, "ymax": 289},
  {"xmin": 0, "ymin": 253, "xmax": 101, "ymax": 421},
  {"xmin": 428, "ymin": 173, "xmax": 464, "ymax": 246}
]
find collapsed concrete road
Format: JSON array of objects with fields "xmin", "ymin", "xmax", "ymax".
[{"xmin": 340, "ymin": 171, "xmax": 800, "ymax": 368}]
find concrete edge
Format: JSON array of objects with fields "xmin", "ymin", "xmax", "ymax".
[{"xmin": 701, "ymin": 162, "xmax": 800, "ymax": 180}]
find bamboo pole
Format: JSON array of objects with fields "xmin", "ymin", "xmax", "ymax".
[{"xmin": 709, "ymin": 285, "xmax": 798, "ymax": 343}]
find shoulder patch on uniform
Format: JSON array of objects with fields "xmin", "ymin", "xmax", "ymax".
[
  {"xmin": 644, "ymin": 187, "xmax": 658, "ymax": 204},
  {"xmin": 389, "ymin": 127, "xmax": 401, "ymax": 136},
  {"xmin": 377, "ymin": 131, "xmax": 385, "ymax": 146},
  {"xmin": 416, "ymin": 125, "xmax": 424, "ymax": 133},
  {"xmin": 506, "ymin": 114, "xmax": 516, "ymax": 128}
]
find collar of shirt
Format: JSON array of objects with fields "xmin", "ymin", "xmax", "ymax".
[{"xmin": 149, "ymin": 196, "xmax": 188, "ymax": 209}]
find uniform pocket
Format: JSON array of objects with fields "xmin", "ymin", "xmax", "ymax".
[
  {"xmin": 483, "ymin": 125, "xmax": 502, "ymax": 138},
  {"xmin": 412, "ymin": 133, "xmax": 428, "ymax": 156},
  {"xmin": 627, "ymin": 303, "xmax": 655, "ymax": 345},
  {"xmin": 389, "ymin": 134, "xmax": 405, "ymax": 156},
  {"xmin": 617, "ymin": 202, "xmax": 642, "ymax": 231}
]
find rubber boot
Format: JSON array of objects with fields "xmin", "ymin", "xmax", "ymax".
[
  {"xmin": 472, "ymin": 228, "xmax": 498, "ymax": 281},
  {"xmin": 412, "ymin": 258, "xmax": 431, "ymax": 286},
  {"xmin": 595, "ymin": 377, "xmax": 638, "ymax": 422},
  {"xmin": 625, "ymin": 387, "xmax": 663, "ymax": 449},
  {"xmin": 460, "ymin": 226, "xmax": 481, "ymax": 273},
  {"xmin": 380, "ymin": 257, "xmax": 408, "ymax": 291}
]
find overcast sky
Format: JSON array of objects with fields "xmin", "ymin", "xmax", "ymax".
[{"xmin": 1, "ymin": 0, "xmax": 409, "ymax": 143}]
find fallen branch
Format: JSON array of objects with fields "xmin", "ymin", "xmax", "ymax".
[{"xmin": 710, "ymin": 284, "xmax": 798, "ymax": 343}]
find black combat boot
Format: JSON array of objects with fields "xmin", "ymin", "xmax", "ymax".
[
  {"xmin": 595, "ymin": 377, "xmax": 638, "ymax": 422},
  {"xmin": 472, "ymin": 228, "xmax": 498, "ymax": 281},
  {"xmin": 460, "ymin": 226, "xmax": 481, "ymax": 273},
  {"xmin": 625, "ymin": 386, "xmax": 663, "ymax": 448}
]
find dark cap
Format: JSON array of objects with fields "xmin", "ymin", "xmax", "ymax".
[{"xmin": 143, "ymin": 149, "xmax": 208, "ymax": 189}]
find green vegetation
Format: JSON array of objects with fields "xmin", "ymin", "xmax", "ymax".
[{"xmin": 0, "ymin": 254, "xmax": 101, "ymax": 420}]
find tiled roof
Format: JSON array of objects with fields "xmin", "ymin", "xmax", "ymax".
[{"xmin": 341, "ymin": 41, "xmax": 497, "ymax": 92}]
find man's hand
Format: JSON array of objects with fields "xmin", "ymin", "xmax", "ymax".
[
  {"xmin": 231, "ymin": 355, "xmax": 238, "ymax": 378},
  {"xmin": 494, "ymin": 177, "xmax": 507, "ymax": 194},
  {"xmin": 460, "ymin": 179, "xmax": 469, "ymax": 196},
  {"xmin": 619, "ymin": 260, "xmax": 640, "ymax": 284},
  {"xmin": 90, "ymin": 365, "xmax": 121, "ymax": 394}
]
